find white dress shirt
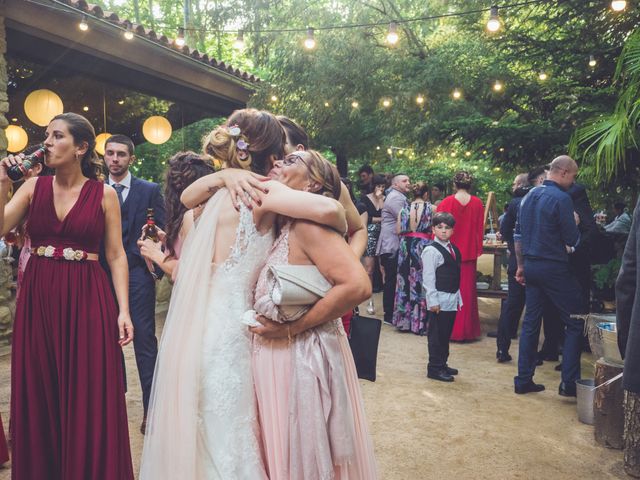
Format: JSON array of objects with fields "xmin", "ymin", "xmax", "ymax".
[
  {"xmin": 421, "ymin": 237, "xmax": 463, "ymax": 312},
  {"xmin": 109, "ymin": 171, "xmax": 132, "ymax": 203}
]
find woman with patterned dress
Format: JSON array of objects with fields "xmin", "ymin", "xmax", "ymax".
[
  {"xmin": 2, "ymin": 113, "xmax": 134, "ymax": 480},
  {"xmin": 437, "ymin": 171, "xmax": 484, "ymax": 341},
  {"xmin": 393, "ymin": 182, "xmax": 434, "ymax": 334},
  {"xmin": 360, "ymin": 174, "xmax": 385, "ymax": 314}
]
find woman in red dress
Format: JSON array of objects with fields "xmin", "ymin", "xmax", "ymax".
[
  {"xmin": 437, "ymin": 171, "xmax": 484, "ymax": 341},
  {"xmin": 1, "ymin": 113, "xmax": 134, "ymax": 479}
]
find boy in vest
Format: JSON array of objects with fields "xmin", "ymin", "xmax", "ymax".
[{"xmin": 422, "ymin": 212, "xmax": 463, "ymax": 382}]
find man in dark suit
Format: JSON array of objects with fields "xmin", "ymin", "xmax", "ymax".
[
  {"xmin": 616, "ymin": 197, "xmax": 640, "ymax": 394},
  {"xmin": 103, "ymin": 135, "xmax": 165, "ymax": 434}
]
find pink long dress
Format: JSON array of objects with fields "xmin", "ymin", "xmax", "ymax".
[{"xmin": 251, "ymin": 223, "xmax": 377, "ymax": 480}]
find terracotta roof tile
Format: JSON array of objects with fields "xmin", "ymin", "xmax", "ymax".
[{"xmin": 62, "ymin": 0, "xmax": 259, "ymax": 84}]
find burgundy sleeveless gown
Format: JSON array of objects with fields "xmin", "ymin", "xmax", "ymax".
[{"xmin": 10, "ymin": 177, "xmax": 133, "ymax": 479}]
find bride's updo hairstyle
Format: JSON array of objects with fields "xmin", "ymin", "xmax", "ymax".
[
  {"xmin": 301, "ymin": 150, "xmax": 342, "ymax": 200},
  {"xmin": 202, "ymin": 108, "xmax": 285, "ymax": 176}
]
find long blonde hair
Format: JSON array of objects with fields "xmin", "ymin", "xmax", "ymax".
[{"xmin": 202, "ymin": 109, "xmax": 285, "ymax": 175}]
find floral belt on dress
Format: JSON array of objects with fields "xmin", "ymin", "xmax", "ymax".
[{"xmin": 31, "ymin": 246, "xmax": 98, "ymax": 262}]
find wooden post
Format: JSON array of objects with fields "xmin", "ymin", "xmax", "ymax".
[
  {"xmin": 594, "ymin": 357, "xmax": 625, "ymax": 449},
  {"xmin": 625, "ymin": 391, "xmax": 640, "ymax": 477}
]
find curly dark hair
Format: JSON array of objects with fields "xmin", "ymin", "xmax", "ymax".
[{"xmin": 163, "ymin": 151, "xmax": 215, "ymax": 256}]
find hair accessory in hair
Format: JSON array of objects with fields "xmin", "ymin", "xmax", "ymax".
[
  {"xmin": 228, "ymin": 125, "xmax": 242, "ymax": 136},
  {"xmin": 453, "ymin": 171, "xmax": 473, "ymax": 185}
]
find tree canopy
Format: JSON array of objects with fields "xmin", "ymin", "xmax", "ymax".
[{"xmin": 93, "ymin": 0, "xmax": 640, "ymax": 206}]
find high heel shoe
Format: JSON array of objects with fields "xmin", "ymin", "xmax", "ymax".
[{"xmin": 366, "ymin": 299, "xmax": 375, "ymax": 315}]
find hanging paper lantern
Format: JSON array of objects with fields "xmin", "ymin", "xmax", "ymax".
[
  {"xmin": 142, "ymin": 116, "xmax": 172, "ymax": 145},
  {"xmin": 6, "ymin": 125, "xmax": 29, "ymax": 153},
  {"xmin": 24, "ymin": 89, "xmax": 64, "ymax": 127},
  {"xmin": 95, "ymin": 133, "xmax": 111, "ymax": 156}
]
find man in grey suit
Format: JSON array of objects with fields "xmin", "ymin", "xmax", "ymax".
[
  {"xmin": 376, "ymin": 173, "xmax": 410, "ymax": 324},
  {"xmin": 616, "ymin": 198, "xmax": 640, "ymax": 393}
]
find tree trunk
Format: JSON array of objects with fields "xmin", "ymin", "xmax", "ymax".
[
  {"xmin": 333, "ymin": 148, "xmax": 348, "ymax": 177},
  {"xmin": 132, "ymin": 0, "xmax": 141, "ymax": 23},
  {"xmin": 625, "ymin": 390, "xmax": 640, "ymax": 477},
  {"xmin": 594, "ymin": 357, "xmax": 625, "ymax": 449}
]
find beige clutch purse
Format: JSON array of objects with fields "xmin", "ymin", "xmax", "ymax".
[{"xmin": 269, "ymin": 265, "xmax": 332, "ymax": 320}]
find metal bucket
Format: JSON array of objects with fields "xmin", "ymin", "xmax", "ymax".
[
  {"xmin": 576, "ymin": 379, "xmax": 595, "ymax": 425},
  {"xmin": 587, "ymin": 314, "xmax": 616, "ymax": 359},
  {"xmin": 597, "ymin": 322, "xmax": 624, "ymax": 366}
]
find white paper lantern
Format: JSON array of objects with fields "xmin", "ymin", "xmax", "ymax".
[
  {"xmin": 6, "ymin": 125, "xmax": 29, "ymax": 153},
  {"xmin": 142, "ymin": 116, "xmax": 172, "ymax": 145},
  {"xmin": 24, "ymin": 89, "xmax": 64, "ymax": 127},
  {"xmin": 95, "ymin": 133, "xmax": 111, "ymax": 156}
]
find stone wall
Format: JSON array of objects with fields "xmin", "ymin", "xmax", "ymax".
[{"xmin": 0, "ymin": 5, "xmax": 15, "ymax": 346}]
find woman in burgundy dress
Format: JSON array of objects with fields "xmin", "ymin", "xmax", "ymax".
[
  {"xmin": 1, "ymin": 113, "xmax": 134, "ymax": 479},
  {"xmin": 437, "ymin": 171, "xmax": 484, "ymax": 341}
]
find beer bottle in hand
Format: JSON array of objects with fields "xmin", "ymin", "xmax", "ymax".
[
  {"xmin": 7, "ymin": 146, "xmax": 46, "ymax": 182},
  {"xmin": 144, "ymin": 208, "xmax": 159, "ymax": 241}
]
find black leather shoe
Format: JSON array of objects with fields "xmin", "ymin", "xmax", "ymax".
[
  {"xmin": 428, "ymin": 370, "xmax": 454, "ymax": 382},
  {"xmin": 554, "ymin": 363, "xmax": 563, "ymax": 371},
  {"xmin": 558, "ymin": 382, "xmax": 577, "ymax": 397},
  {"xmin": 140, "ymin": 415, "xmax": 147, "ymax": 435},
  {"xmin": 486, "ymin": 331, "xmax": 498, "ymax": 338},
  {"xmin": 445, "ymin": 366, "xmax": 458, "ymax": 376},
  {"xmin": 515, "ymin": 381, "xmax": 545, "ymax": 394},
  {"xmin": 497, "ymin": 351, "xmax": 512, "ymax": 363},
  {"xmin": 538, "ymin": 350, "xmax": 559, "ymax": 362},
  {"xmin": 535, "ymin": 358, "xmax": 544, "ymax": 366}
]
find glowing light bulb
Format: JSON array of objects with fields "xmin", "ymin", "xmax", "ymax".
[
  {"xmin": 589, "ymin": 55, "xmax": 597, "ymax": 67},
  {"xmin": 493, "ymin": 81, "xmax": 503, "ymax": 92},
  {"xmin": 538, "ymin": 72, "xmax": 548, "ymax": 81},
  {"xmin": 376, "ymin": 146, "xmax": 381, "ymax": 150},
  {"xmin": 324, "ymin": 101, "xmax": 330, "ymax": 107},
  {"xmin": 117, "ymin": 99, "xmax": 125, "ymax": 105},
  {"xmin": 82, "ymin": 106, "xmax": 89, "ymax": 112},
  {"xmin": 79, "ymin": 16, "xmax": 89, "ymax": 31},
  {"xmin": 416, "ymin": 95, "xmax": 425, "ymax": 105},
  {"xmin": 175, "ymin": 27, "xmax": 186, "ymax": 47},
  {"xmin": 452, "ymin": 88, "xmax": 462, "ymax": 100},
  {"xmin": 387, "ymin": 148, "xmax": 392, "ymax": 155},
  {"xmin": 382, "ymin": 98, "xmax": 391, "ymax": 108},
  {"xmin": 233, "ymin": 31, "xmax": 245, "ymax": 50},
  {"xmin": 487, "ymin": 6, "xmax": 501, "ymax": 32},
  {"xmin": 386, "ymin": 22, "xmax": 399, "ymax": 45},
  {"xmin": 270, "ymin": 95, "xmax": 278, "ymax": 102},
  {"xmin": 304, "ymin": 28, "xmax": 316, "ymax": 50},
  {"xmin": 611, "ymin": 1, "xmax": 627, "ymax": 11},
  {"xmin": 465, "ymin": 151, "xmax": 472, "ymax": 157},
  {"xmin": 351, "ymin": 101, "xmax": 359, "ymax": 108}
]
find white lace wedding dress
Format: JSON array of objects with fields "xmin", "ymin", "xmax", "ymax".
[
  {"xmin": 140, "ymin": 190, "xmax": 273, "ymax": 480},
  {"xmin": 197, "ymin": 205, "xmax": 273, "ymax": 478}
]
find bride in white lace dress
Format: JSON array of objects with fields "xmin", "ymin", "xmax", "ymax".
[{"xmin": 139, "ymin": 109, "xmax": 346, "ymax": 479}]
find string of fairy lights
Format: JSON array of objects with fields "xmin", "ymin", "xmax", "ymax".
[{"xmin": 42, "ymin": 0, "xmax": 633, "ymax": 160}]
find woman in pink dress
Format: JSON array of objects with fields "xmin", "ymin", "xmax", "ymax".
[
  {"xmin": 2, "ymin": 113, "xmax": 134, "ymax": 479},
  {"xmin": 437, "ymin": 171, "xmax": 484, "ymax": 341},
  {"xmin": 249, "ymin": 150, "xmax": 377, "ymax": 479}
]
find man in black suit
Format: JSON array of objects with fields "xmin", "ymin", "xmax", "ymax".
[
  {"xmin": 617, "ymin": 197, "xmax": 640, "ymax": 394},
  {"xmin": 103, "ymin": 135, "xmax": 165, "ymax": 434}
]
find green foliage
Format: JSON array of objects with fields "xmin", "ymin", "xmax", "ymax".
[
  {"xmin": 593, "ymin": 258, "xmax": 622, "ymax": 290},
  {"xmin": 89, "ymin": 0, "xmax": 640, "ymax": 206}
]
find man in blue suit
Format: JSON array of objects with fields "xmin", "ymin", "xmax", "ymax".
[{"xmin": 103, "ymin": 135, "xmax": 165, "ymax": 434}]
